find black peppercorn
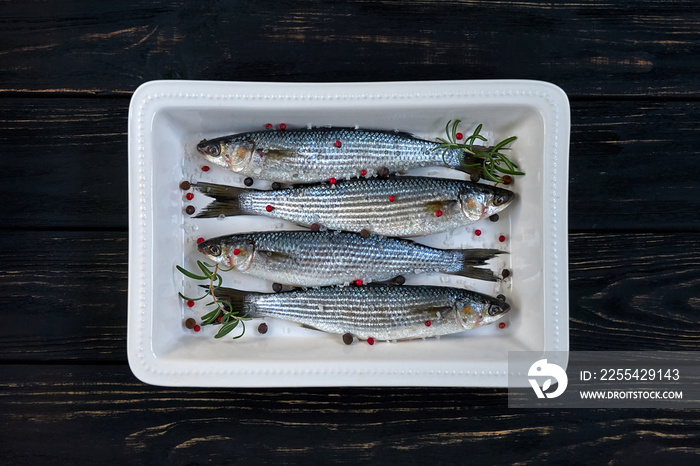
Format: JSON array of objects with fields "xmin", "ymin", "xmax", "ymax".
[
  {"xmin": 342, "ymin": 333, "xmax": 353, "ymax": 345},
  {"xmin": 185, "ymin": 205, "xmax": 195, "ymax": 215},
  {"xmin": 272, "ymin": 283, "xmax": 283, "ymax": 293},
  {"xmin": 244, "ymin": 177, "xmax": 254, "ymax": 187},
  {"xmin": 489, "ymin": 214, "xmax": 499, "ymax": 222},
  {"xmin": 179, "ymin": 180, "xmax": 191, "ymax": 190},
  {"xmin": 258, "ymin": 323, "xmax": 268, "ymax": 334}
]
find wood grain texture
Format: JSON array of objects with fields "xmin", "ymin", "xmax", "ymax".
[
  {"xmin": 1, "ymin": 365, "xmax": 698, "ymax": 465},
  {"xmin": 1, "ymin": 231, "xmax": 696, "ymax": 362},
  {"xmin": 0, "ymin": 1, "xmax": 698, "ymax": 96},
  {"xmin": 1, "ymin": 98, "xmax": 698, "ymax": 230}
]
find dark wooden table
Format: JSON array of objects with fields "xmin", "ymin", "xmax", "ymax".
[{"xmin": 1, "ymin": 1, "xmax": 698, "ymax": 464}]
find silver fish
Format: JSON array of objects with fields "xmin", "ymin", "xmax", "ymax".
[
  {"xmin": 215, "ymin": 285, "xmax": 510, "ymax": 341},
  {"xmin": 198, "ymin": 231, "xmax": 503, "ymax": 287},
  {"xmin": 192, "ymin": 177, "xmax": 515, "ymax": 237},
  {"xmin": 196, "ymin": 127, "xmax": 493, "ymax": 183}
]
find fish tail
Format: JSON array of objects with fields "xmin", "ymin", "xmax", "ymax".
[
  {"xmin": 191, "ymin": 182, "xmax": 245, "ymax": 218},
  {"xmin": 446, "ymin": 148, "xmax": 493, "ymax": 177},
  {"xmin": 203, "ymin": 286, "xmax": 258, "ymax": 317},
  {"xmin": 456, "ymin": 249, "xmax": 503, "ymax": 282}
]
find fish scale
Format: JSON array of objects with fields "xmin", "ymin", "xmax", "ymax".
[
  {"xmin": 192, "ymin": 176, "xmax": 516, "ymax": 237},
  {"xmin": 197, "ymin": 231, "xmax": 502, "ymax": 287},
  {"xmin": 216, "ymin": 285, "xmax": 510, "ymax": 341},
  {"xmin": 196, "ymin": 127, "xmax": 469, "ymax": 183}
]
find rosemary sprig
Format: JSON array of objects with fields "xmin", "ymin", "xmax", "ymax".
[
  {"xmin": 433, "ymin": 120, "xmax": 524, "ymax": 183},
  {"xmin": 177, "ymin": 260, "xmax": 251, "ymax": 339}
]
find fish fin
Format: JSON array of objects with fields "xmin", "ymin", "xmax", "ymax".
[
  {"xmin": 299, "ymin": 323, "xmax": 325, "ymax": 332},
  {"xmin": 455, "ymin": 249, "xmax": 503, "ymax": 282},
  {"xmin": 367, "ymin": 275, "xmax": 406, "ymax": 286},
  {"xmin": 425, "ymin": 306, "xmax": 454, "ymax": 319},
  {"xmin": 260, "ymin": 250, "xmax": 293, "ymax": 263},
  {"xmin": 265, "ymin": 149, "xmax": 296, "ymax": 160},
  {"xmin": 191, "ymin": 182, "xmax": 245, "ymax": 218},
  {"xmin": 192, "ymin": 181, "xmax": 244, "ymax": 199},
  {"xmin": 424, "ymin": 200, "xmax": 458, "ymax": 215},
  {"xmin": 198, "ymin": 286, "xmax": 257, "ymax": 317}
]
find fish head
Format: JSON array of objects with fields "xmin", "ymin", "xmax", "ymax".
[
  {"xmin": 197, "ymin": 236, "xmax": 256, "ymax": 271},
  {"xmin": 456, "ymin": 294, "xmax": 510, "ymax": 329},
  {"xmin": 197, "ymin": 137, "xmax": 255, "ymax": 172},
  {"xmin": 458, "ymin": 185, "xmax": 515, "ymax": 222}
]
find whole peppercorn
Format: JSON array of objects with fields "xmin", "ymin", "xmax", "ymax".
[
  {"xmin": 258, "ymin": 323, "xmax": 268, "ymax": 334},
  {"xmin": 185, "ymin": 318, "xmax": 196, "ymax": 329},
  {"xmin": 342, "ymin": 333, "xmax": 353, "ymax": 345},
  {"xmin": 179, "ymin": 181, "xmax": 191, "ymax": 190},
  {"xmin": 272, "ymin": 283, "xmax": 283, "ymax": 293},
  {"xmin": 244, "ymin": 177, "xmax": 254, "ymax": 187},
  {"xmin": 185, "ymin": 205, "xmax": 195, "ymax": 215}
]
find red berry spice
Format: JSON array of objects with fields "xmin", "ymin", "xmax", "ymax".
[
  {"xmin": 196, "ymin": 237, "xmax": 204, "ymax": 244},
  {"xmin": 389, "ymin": 195, "xmax": 395, "ymax": 202},
  {"xmin": 193, "ymin": 325, "xmax": 201, "ymax": 332},
  {"xmin": 335, "ymin": 140, "xmax": 342, "ymax": 148},
  {"xmin": 265, "ymin": 123, "xmax": 273, "ymax": 129},
  {"xmin": 474, "ymin": 229, "xmax": 481, "ymax": 236},
  {"xmin": 499, "ymin": 235, "xmax": 506, "ymax": 242},
  {"xmin": 186, "ymin": 193, "xmax": 194, "ymax": 200},
  {"xmin": 456, "ymin": 132, "xmax": 464, "ymax": 140},
  {"xmin": 233, "ymin": 248, "xmax": 241, "ymax": 255},
  {"xmin": 354, "ymin": 279, "xmax": 363, "ymax": 286},
  {"xmin": 425, "ymin": 320, "xmax": 431, "ymax": 327},
  {"xmin": 435, "ymin": 210, "xmax": 443, "ymax": 217},
  {"xmin": 187, "ymin": 300, "xmax": 195, "ymax": 308},
  {"xmin": 360, "ymin": 169, "xmax": 367, "ymax": 177},
  {"xmin": 266, "ymin": 205, "xmax": 274, "ymax": 212},
  {"xmin": 329, "ymin": 177, "xmax": 337, "ymax": 185},
  {"xmin": 217, "ymin": 316, "xmax": 222, "ymax": 323},
  {"xmin": 201, "ymin": 165, "xmax": 210, "ymax": 172},
  {"xmin": 367, "ymin": 337, "xmax": 375, "ymax": 345},
  {"xmin": 279, "ymin": 123, "xmax": 287, "ymax": 130},
  {"xmin": 498, "ymin": 322, "xmax": 506, "ymax": 329}
]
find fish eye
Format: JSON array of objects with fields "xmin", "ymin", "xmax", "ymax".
[
  {"xmin": 494, "ymin": 194, "xmax": 506, "ymax": 206},
  {"xmin": 209, "ymin": 245, "xmax": 222, "ymax": 256},
  {"xmin": 488, "ymin": 305, "xmax": 503, "ymax": 316},
  {"xmin": 208, "ymin": 144, "xmax": 221, "ymax": 157}
]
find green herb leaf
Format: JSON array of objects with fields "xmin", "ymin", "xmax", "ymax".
[
  {"xmin": 176, "ymin": 265, "xmax": 209, "ymax": 281},
  {"xmin": 215, "ymin": 320, "xmax": 239, "ymax": 339}
]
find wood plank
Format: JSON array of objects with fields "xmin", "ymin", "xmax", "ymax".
[
  {"xmin": 0, "ymin": 1, "xmax": 698, "ymax": 96},
  {"xmin": 0, "ymin": 98, "xmax": 128, "ymax": 229},
  {"xmin": 1, "ymin": 365, "xmax": 698, "ymax": 464},
  {"xmin": 569, "ymin": 100, "xmax": 700, "ymax": 231},
  {"xmin": 1, "ymin": 98, "xmax": 699, "ymax": 230},
  {"xmin": 0, "ymin": 231, "xmax": 697, "ymax": 362}
]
